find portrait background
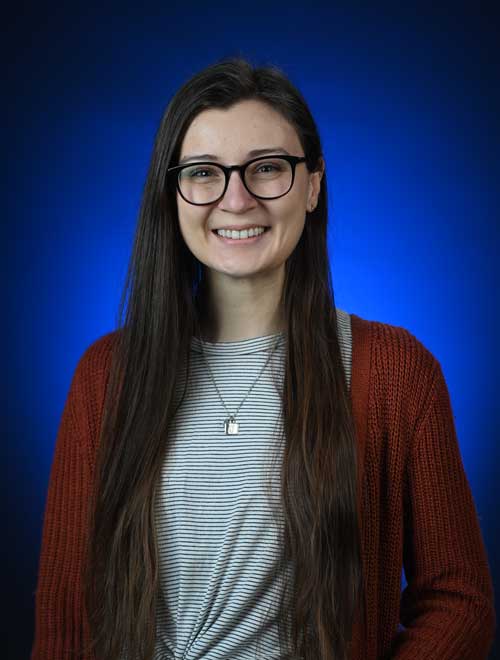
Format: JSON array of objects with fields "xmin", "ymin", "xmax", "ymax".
[{"xmin": 5, "ymin": 3, "xmax": 498, "ymax": 658}]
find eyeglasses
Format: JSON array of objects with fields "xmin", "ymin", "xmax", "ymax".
[{"xmin": 166, "ymin": 154, "xmax": 307, "ymax": 206}]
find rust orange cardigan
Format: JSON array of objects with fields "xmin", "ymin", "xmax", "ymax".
[{"xmin": 31, "ymin": 314, "xmax": 496, "ymax": 659}]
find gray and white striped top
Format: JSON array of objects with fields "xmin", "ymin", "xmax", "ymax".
[{"xmin": 153, "ymin": 308, "xmax": 352, "ymax": 659}]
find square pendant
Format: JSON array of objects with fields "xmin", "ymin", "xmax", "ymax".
[{"xmin": 224, "ymin": 419, "xmax": 239, "ymax": 435}]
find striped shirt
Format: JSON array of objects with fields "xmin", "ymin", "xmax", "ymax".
[{"xmin": 153, "ymin": 308, "xmax": 352, "ymax": 659}]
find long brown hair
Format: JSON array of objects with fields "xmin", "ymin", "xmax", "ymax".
[{"xmin": 82, "ymin": 55, "xmax": 365, "ymax": 660}]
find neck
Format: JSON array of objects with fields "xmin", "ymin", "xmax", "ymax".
[{"xmin": 196, "ymin": 267, "xmax": 286, "ymax": 343}]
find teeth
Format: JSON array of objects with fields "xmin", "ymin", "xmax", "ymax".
[{"xmin": 216, "ymin": 227, "xmax": 266, "ymax": 240}]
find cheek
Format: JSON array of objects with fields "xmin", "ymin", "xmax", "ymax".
[
  {"xmin": 177, "ymin": 206, "xmax": 213, "ymax": 255},
  {"xmin": 177, "ymin": 214, "xmax": 198, "ymax": 254},
  {"xmin": 177, "ymin": 211, "xmax": 190, "ymax": 243},
  {"xmin": 178, "ymin": 202, "xmax": 204, "ymax": 231},
  {"xmin": 286, "ymin": 214, "xmax": 307, "ymax": 249},
  {"xmin": 282, "ymin": 181, "xmax": 308, "ymax": 217},
  {"xmin": 274, "ymin": 194, "xmax": 307, "ymax": 232},
  {"xmin": 284, "ymin": 194, "xmax": 307, "ymax": 236},
  {"xmin": 268, "ymin": 206, "xmax": 306, "ymax": 258}
]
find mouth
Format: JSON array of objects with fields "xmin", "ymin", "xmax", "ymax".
[{"xmin": 211, "ymin": 227, "xmax": 271, "ymax": 245}]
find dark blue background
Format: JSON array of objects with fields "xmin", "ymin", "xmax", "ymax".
[{"xmin": 5, "ymin": 2, "xmax": 499, "ymax": 658}]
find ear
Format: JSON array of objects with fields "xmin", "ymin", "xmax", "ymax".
[{"xmin": 307, "ymin": 157, "xmax": 325, "ymax": 209}]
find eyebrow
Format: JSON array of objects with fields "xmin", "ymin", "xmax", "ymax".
[{"xmin": 178, "ymin": 147, "xmax": 291, "ymax": 165}]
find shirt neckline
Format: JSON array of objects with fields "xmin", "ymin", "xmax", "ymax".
[{"xmin": 191, "ymin": 331, "xmax": 286, "ymax": 356}]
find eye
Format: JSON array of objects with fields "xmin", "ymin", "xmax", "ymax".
[
  {"xmin": 180, "ymin": 164, "xmax": 223, "ymax": 179},
  {"xmin": 249, "ymin": 159, "xmax": 287, "ymax": 177},
  {"xmin": 190, "ymin": 168, "xmax": 212, "ymax": 178},
  {"xmin": 256, "ymin": 163, "xmax": 279, "ymax": 173}
]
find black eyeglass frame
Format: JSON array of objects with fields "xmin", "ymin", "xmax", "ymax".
[{"xmin": 166, "ymin": 154, "xmax": 308, "ymax": 206}]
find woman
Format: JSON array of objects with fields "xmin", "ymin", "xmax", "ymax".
[{"xmin": 31, "ymin": 57, "xmax": 495, "ymax": 660}]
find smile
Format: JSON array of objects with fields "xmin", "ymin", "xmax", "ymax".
[{"xmin": 212, "ymin": 227, "xmax": 271, "ymax": 245}]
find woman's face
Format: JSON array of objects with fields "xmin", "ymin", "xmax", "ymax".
[{"xmin": 176, "ymin": 99, "xmax": 323, "ymax": 284}]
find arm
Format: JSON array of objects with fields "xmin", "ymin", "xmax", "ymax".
[
  {"xmin": 31, "ymin": 355, "xmax": 96, "ymax": 659},
  {"xmin": 389, "ymin": 361, "xmax": 496, "ymax": 659}
]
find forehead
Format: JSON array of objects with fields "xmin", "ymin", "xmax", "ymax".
[{"xmin": 179, "ymin": 99, "xmax": 302, "ymax": 159}]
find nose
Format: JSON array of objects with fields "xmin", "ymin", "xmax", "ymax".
[{"xmin": 217, "ymin": 169, "xmax": 256, "ymax": 212}]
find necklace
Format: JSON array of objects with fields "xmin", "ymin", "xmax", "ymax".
[{"xmin": 197, "ymin": 332, "xmax": 284, "ymax": 435}]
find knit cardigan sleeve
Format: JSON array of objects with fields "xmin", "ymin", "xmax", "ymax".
[
  {"xmin": 389, "ymin": 359, "xmax": 496, "ymax": 658},
  {"xmin": 31, "ymin": 334, "xmax": 113, "ymax": 660}
]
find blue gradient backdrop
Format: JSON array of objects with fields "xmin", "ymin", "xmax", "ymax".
[{"xmin": 5, "ymin": 3, "xmax": 499, "ymax": 658}]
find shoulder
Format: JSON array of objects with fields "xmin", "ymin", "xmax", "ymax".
[
  {"xmin": 349, "ymin": 312, "xmax": 442, "ymax": 431},
  {"xmin": 76, "ymin": 329, "xmax": 121, "ymax": 374},
  {"xmin": 350, "ymin": 312, "xmax": 440, "ymax": 373},
  {"xmin": 66, "ymin": 329, "xmax": 122, "ymax": 444},
  {"xmin": 71, "ymin": 329, "xmax": 121, "ymax": 392}
]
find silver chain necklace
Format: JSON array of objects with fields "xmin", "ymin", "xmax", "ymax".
[{"xmin": 198, "ymin": 332, "xmax": 284, "ymax": 435}]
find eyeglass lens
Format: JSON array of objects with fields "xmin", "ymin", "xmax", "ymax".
[{"xmin": 177, "ymin": 157, "xmax": 293, "ymax": 204}]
